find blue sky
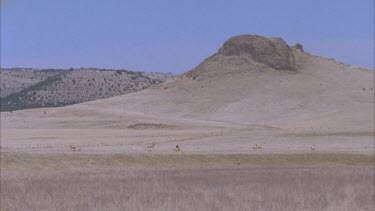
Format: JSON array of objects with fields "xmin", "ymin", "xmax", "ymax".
[{"xmin": 1, "ymin": 0, "xmax": 374, "ymax": 73}]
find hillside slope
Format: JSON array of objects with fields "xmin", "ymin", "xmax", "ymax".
[
  {"xmin": 0, "ymin": 68, "xmax": 175, "ymax": 111},
  {"xmin": 71, "ymin": 35, "xmax": 373, "ymax": 131},
  {"xmin": 0, "ymin": 68, "xmax": 61, "ymax": 98}
]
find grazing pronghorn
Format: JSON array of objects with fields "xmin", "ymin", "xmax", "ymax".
[
  {"xmin": 69, "ymin": 144, "xmax": 81, "ymax": 152},
  {"xmin": 173, "ymin": 144, "xmax": 180, "ymax": 152},
  {"xmin": 310, "ymin": 145, "xmax": 316, "ymax": 151},
  {"xmin": 145, "ymin": 143, "xmax": 155, "ymax": 152},
  {"xmin": 253, "ymin": 144, "xmax": 262, "ymax": 150}
]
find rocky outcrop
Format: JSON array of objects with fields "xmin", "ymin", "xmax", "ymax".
[{"xmin": 218, "ymin": 35, "xmax": 296, "ymax": 71}]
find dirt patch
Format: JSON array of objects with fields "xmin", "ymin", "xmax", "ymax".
[
  {"xmin": 127, "ymin": 123, "xmax": 176, "ymax": 130},
  {"xmin": 284, "ymin": 131, "xmax": 375, "ymax": 137}
]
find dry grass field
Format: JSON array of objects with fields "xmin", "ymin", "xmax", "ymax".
[
  {"xmin": 1, "ymin": 153, "xmax": 374, "ymax": 210},
  {"xmin": 1, "ymin": 162, "xmax": 374, "ymax": 211}
]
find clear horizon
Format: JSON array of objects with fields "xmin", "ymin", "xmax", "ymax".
[{"xmin": 1, "ymin": 0, "xmax": 374, "ymax": 73}]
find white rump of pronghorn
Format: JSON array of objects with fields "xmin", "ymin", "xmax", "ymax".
[
  {"xmin": 253, "ymin": 144, "xmax": 262, "ymax": 150},
  {"xmin": 173, "ymin": 144, "xmax": 180, "ymax": 152},
  {"xmin": 145, "ymin": 143, "xmax": 155, "ymax": 152},
  {"xmin": 69, "ymin": 144, "xmax": 81, "ymax": 152},
  {"xmin": 310, "ymin": 145, "xmax": 316, "ymax": 151}
]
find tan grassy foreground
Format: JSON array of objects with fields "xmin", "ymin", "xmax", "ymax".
[
  {"xmin": 1, "ymin": 153, "xmax": 374, "ymax": 210},
  {"xmin": 1, "ymin": 165, "xmax": 374, "ymax": 211}
]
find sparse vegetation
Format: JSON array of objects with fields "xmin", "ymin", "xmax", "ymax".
[{"xmin": 0, "ymin": 68, "xmax": 175, "ymax": 111}]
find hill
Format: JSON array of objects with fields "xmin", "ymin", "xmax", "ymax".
[
  {"xmin": 0, "ymin": 68, "xmax": 61, "ymax": 98},
  {"xmin": 70, "ymin": 35, "xmax": 373, "ymax": 132},
  {"xmin": 0, "ymin": 68, "xmax": 175, "ymax": 111}
]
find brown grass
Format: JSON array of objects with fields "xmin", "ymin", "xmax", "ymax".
[
  {"xmin": 1, "ymin": 153, "xmax": 374, "ymax": 171},
  {"xmin": 1, "ymin": 166, "xmax": 374, "ymax": 211}
]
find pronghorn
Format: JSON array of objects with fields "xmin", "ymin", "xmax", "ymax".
[
  {"xmin": 69, "ymin": 144, "xmax": 81, "ymax": 152},
  {"xmin": 253, "ymin": 144, "xmax": 262, "ymax": 150},
  {"xmin": 145, "ymin": 143, "xmax": 155, "ymax": 152},
  {"xmin": 173, "ymin": 144, "xmax": 180, "ymax": 152},
  {"xmin": 310, "ymin": 145, "xmax": 316, "ymax": 151}
]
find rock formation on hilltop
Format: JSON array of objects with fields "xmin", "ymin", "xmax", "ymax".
[
  {"xmin": 185, "ymin": 35, "xmax": 299, "ymax": 80},
  {"xmin": 218, "ymin": 35, "xmax": 296, "ymax": 71}
]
